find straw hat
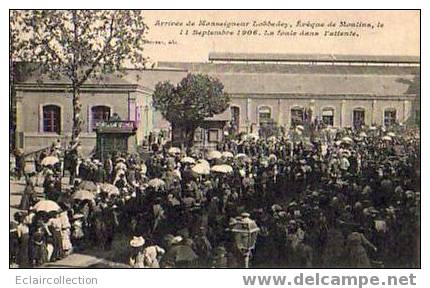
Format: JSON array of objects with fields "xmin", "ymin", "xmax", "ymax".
[
  {"xmin": 171, "ymin": 236, "xmax": 183, "ymax": 244},
  {"xmin": 72, "ymin": 213, "xmax": 84, "ymax": 220},
  {"xmin": 130, "ymin": 236, "xmax": 145, "ymax": 247}
]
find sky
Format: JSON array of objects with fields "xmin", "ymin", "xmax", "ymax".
[{"xmin": 140, "ymin": 10, "xmax": 420, "ymax": 63}]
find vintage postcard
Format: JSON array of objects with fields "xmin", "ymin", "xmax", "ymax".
[{"xmin": 9, "ymin": 10, "xmax": 420, "ymax": 271}]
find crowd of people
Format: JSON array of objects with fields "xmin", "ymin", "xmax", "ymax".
[{"xmin": 10, "ymin": 124, "xmax": 420, "ymax": 268}]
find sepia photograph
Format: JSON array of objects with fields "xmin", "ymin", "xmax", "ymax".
[{"xmin": 9, "ymin": 9, "xmax": 420, "ymax": 269}]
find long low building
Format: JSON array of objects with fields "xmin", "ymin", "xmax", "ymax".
[{"xmin": 11, "ymin": 53, "xmax": 420, "ymax": 155}]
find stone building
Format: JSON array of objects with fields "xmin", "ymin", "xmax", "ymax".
[
  {"xmin": 12, "ymin": 66, "xmax": 154, "ymax": 155},
  {"xmin": 156, "ymin": 53, "xmax": 420, "ymax": 133},
  {"xmin": 11, "ymin": 53, "xmax": 420, "ymax": 155}
]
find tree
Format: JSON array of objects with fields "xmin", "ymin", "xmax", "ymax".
[
  {"xmin": 153, "ymin": 73, "xmax": 230, "ymax": 148},
  {"xmin": 10, "ymin": 10, "xmax": 148, "ymax": 146}
]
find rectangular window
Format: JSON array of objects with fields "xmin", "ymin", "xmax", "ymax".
[
  {"xmin": 291, "ymin": 108, "xmax": 304, "ymax": 126},
  {"xmin": 91, "ymin": 106, "xmax": 111, "ymax": 131},
  {"xmin": 43, "ymin": 105, "xmax": 61, "ymax": 134},
  {"xmin": 208, "ymin": 129, "xmax": 219, "ymax": 142},
  {"xmin": 384, "ymin": 110, "xmax": 396, "ymax": 127},
  {"xmin": 194, "ymin": 128, "xmax": 203, "ymax": 142},
  {"xmin": 353, "ymin": 109, "xmax": 365, "ymax": 129},
  {"xmin": 322, "ymin": 109, "xmax": 334, "ymax": 126}
]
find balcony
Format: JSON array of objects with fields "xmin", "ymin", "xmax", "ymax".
[{"xmin": 95, "ymin": 120, "xmax": 137, "ymax": 134}]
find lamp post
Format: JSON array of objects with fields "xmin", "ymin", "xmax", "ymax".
[{"xmin": 229, "ymin": 213, "xmax": 260, "ymax": 268}]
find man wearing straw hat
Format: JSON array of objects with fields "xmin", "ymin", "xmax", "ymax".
[{"xmin": 129, "ymin": 236, "xmax": 146, "ymax": 268}]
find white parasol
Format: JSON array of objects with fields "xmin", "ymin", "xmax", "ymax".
[
  {"xmin": 211, "ymin": 164, "xmax": 233, "ymax": 174},
  {"xmin": 34, "ymin": 200, "xmax": 61, "ymax": 212},
  {"xmin": 207, "ymin": 150, "xmax": 222, "ymax": 160},
  {"xmin": 72, "ymin": 190, "xmax": 95, "ymax": 201},
  {"xmin": 41, "ymin": 156, "xmax": 60, "ymax": 166},
  {"xmin": 341, "ymin": 137, "xmax": 353, "ymax": 144},
  {"xmin": 180, "ymin": 156, "xmax": 196, "ymax": 164},
  {"xmin": 192, "ymin": 163, "xmax": 211, "ymax": 175},
  {"xmin": 99, "ymin": 183, "xmax": 120, "ymax": 195},
  {"xmin": 196, "ymin": 159, "xmax": 210, "ymax": 167},
  {"xmin": 168, "ymin": 147, "xmax": 181, "ymax": 156},
  {"xmin": 148, "ymin": 178, "xmax": 166, "ymax": 189},
  {"xmin": 79, "ymin": 180, "xmax": 98, "ymax": 192},
  {"xmin": 221, "ymin": 151, "xmax": 234, "ymax": 158}
]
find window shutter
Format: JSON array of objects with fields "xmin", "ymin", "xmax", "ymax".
[
  {"xmin": 87, "ymin": 106, "xmax": 91, "ymax": 132},
  {"xmin": 38, "ymin": 104, "xmax": 43, "ymax": 133}
]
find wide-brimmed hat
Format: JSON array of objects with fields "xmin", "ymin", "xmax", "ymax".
[
  {"xmin": 171, "ymin": 236, "xmax": 183, "ymax": 244},
  {"xmin": 271, "ymin": 204, "xmax": 283, "ymax": 212},
  {"xmin": 72, "ymin": 213, "xmax": 84, "ymax": 220},
  {"xmin": 130, "ymin": 236, "xmax": 145, "ymax": 247}
]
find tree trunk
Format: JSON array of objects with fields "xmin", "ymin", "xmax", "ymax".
[
  {"xmin": 184, "ymin": 124, "xmax": 196, "ymax": 152},
  {"xmin": 71, "ymin": 87, "xmax": 83, "ymax": 146}
]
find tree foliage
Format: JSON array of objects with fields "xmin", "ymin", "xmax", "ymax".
[
  {"xmin": 10, "ymin": 10, "xmax": 148, "ymax": 145},
  {"xmin": 153, "ymin": 73, "xmax": 230, "ymax": 147},
  {"xmin": 153, "ymin": 73, "xmax": 230, "ymax": 126}
]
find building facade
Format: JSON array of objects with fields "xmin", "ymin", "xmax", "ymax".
[
  {"xmin": 155, "ymin": 53, "xmax": 420, "ymax": 134},
  {"xmin": 12, "ymin": 53, "xmax": 420, "ymax": 155},
  {"xmin": 13, "ymin": 68, "xmax": 154, "ymax": 155}
]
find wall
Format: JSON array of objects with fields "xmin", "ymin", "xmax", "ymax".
[
  {"xmin": 227, "ymin": 96, "xmax": 414, "ymax": 131},
  {"xmin": 18, "ymin": 88, "xmax": 138, "ymax": 155}
]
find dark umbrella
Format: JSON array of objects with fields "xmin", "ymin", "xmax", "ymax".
[{"xmin": 164, "ymin": 245, "xmax": 198, "ymax": 263}]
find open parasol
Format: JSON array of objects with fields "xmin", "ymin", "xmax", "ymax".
[
  {"xmin": 192, "ymin": 163, "xmax": 211, "ymax": 175},
  {"xmin": 168, "ymin": 147, "xmax": 181, "ymax": 156},
  {"xmin": 196, "ymin": 159, "xmax": 210, "ymax": 167},
  {"xmin": 163, "ymin": 244, "xmax": 198, "ymax": 263},
  {"xmin": 382, "ymin": 136, "xmax": 392, "ymax": 141},
  {"xmin": 148, "ymin": 178, "xmax": 166, "ymax": 189},
  {"xmin": 115, "ymin": 162, "xmax": 127, "ymax": 171},
  {"xmin": 79, "ymin": 180, "xmax": 98, "ymax": 192},
  {"xmin": 207, "ymin": 150, "xmax": 222, "ymax": 160},
  {"xmin": 222, "ymin": 151, "xmax": 234, "ymax": 159},
  {"xmin": 41, "ymin": 156, "xmax": 60, "ymax": 166},
  {"xmin": 235, "ymin": 153, "xmax": 248, "ymax": 159},
  {"xmin": 72, "ymin": 190, "xmax": 95, "ymax": 201},
  {"xmin": 341, "ymin": 136, "xmax": 353, "ymax": 144},
  {"xmin": 211, "ymin": 164, "xmax": 233, "ymax": 174},
  {"xmin": 99, "ymin": 183, "xmax": 120, "ymax": 195},
  {"xmin": 34, "ymin": 200, "xmax": 61, "ymax": 212},
  {"xmin": 268, "ymin": 154, "xmax": 277, "ymax": 161},
  {"xmin": 180, "ymin": 156, "xmax": 196, "ymax": 164}
]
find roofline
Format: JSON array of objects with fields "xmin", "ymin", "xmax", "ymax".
[
  {"xmin": 13, "ymin": 82, "xmax": 152, "ymax": 94},
  {"xmin": 123, "ymin": 67, "xmax": 188, "ymax": 73},
  {"xmin": 208, "ymin": 52, "xmax": 420, "ymax": 64}
]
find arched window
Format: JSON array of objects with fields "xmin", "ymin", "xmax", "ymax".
[
  {"xmin": 91, "ymin": 105, "xmax": 111, "ymax": 131},
  {"xmin": 322, "ymin": 107, "xmax": 334, "ymax": 126},
  {"xmin": 230, "ymin": 106, "xmax": 240, "ymax": 130},
  {"xmin": 43, "ymin": 105, "xmax": 61, "ymax": 134},
  {"xmin": 291, "ymin": 107, "xmax": 304, "ymax": 126},
  {"xmin": 258, "ymin": 106, "xmax": 272, "ymax": 125},
  {"xmin": 353, "ymin": 108, "xmax": 365, "ymax": 129},
  {"xmin": 384, "ymin": 108, "xmax": 397, "ymax": 127}
]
